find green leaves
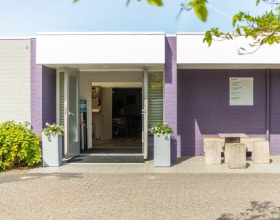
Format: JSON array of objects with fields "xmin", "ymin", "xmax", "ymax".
[
  {"xmin": 232, "ymin": 12, "xmax": 244, "ymax": 26},
  {"xmin": 203, "ymin": 30, "xmax": 213, "ymax": 46},
  {"xmin": 204, "ymin": 6, "xmax": 280, "ymax": 53},
  {"xmin": 42, "ymin": 123, "xmax": 64, "ymax": 139},
  {"xmin": 140, "ymin": 0, "xmax": 209, "ymax": 22},
  {"xmin": 236, "ymin": 27, "xmax": 241, "ymax": 35},
  {"xmin": 151, "ymin": 123, "xmax": 173, "ymax": 135},
  {"xmin": 188, "ymin": 0, "xmax": 208, "ymax": 22},
  {"xmin": 203, "ymin": 28, "xmax": 233, "ymax": 46},
  {"xmin": 0, "ymin": 121, "xmax": 42, "ymax": 170},
  {"xmin": 146, "ymin": 0, "xmax": 163, "ymax": 6},
  {"xmin": 126, "ymin": 0, "xmax": 163, "ymax": 7}
]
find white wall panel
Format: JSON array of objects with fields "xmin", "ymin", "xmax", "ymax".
[
  {"xmin": 0, "ymin": 40, "xmax": 31, "ymax": 123},
  {"xmin": 177, "ymin": 33, "xmax": 280, "ymax": 68},
  {"xmin": 37, "ymin": 33, "xmax": 165, "ymax": 65}
]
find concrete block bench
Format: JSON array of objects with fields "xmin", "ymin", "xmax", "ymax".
[
  {"xmin": 203, "ymin": 136, "xmax": 225, "ymax": 148},
  {"xmin": 204, "ymin": 141, "xmax": 223, "ymax": 165},
  {"xmin": 204, "ymin": 135, "xmax": 268, "ymax": 168},
  {"xmin": 240, "ymin": 136, "xmax": 265, "ymax": 152},
  {"xmin": 226, "ymin": 143, "xmax": 246, "ymax": 169},
  {"xmin": 252, "ymin": 140, "xmax": 270, "ymax": 164},
  {"xmin": 224, "ymin": 143, "xmax": 235, "ymax": 164}
]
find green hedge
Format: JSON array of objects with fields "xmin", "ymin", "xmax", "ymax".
[{"xmin": 0, "ymin": 121, "xmax": 42, "ymax": 170}]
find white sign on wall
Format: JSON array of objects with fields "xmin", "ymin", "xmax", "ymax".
[{"xmin": 230, "ymin": 77, "xmax": 253, "ymax": 106}]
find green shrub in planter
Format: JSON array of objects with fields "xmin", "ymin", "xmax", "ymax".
[
  {"xmin": 151, "ymin": 123, "xmax": 173, "ymax": 167},
  {"xmin": 0, "ymin": 121, "xmax": 42, "ymax": 170},
  {"xmin": 42, "ymin": 123, "xmax": 64, "ymax": 167},
  {"xmin": 42, "ymin": 123, "xmax": 64, "ymax": 139},
  {"xmin": 151, "ymin": 123, "xmax": 173, "ymax": 135}
]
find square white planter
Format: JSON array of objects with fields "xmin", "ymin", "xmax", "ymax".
[
  {"xmin": 42, "ymin": 133, "xmax": 63, "ymax": 167},
  {"xmin": 154, "ymin": 134, "xmax": 171, "ymax": 167}
]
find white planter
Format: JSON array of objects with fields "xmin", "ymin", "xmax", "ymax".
[
  {"xmin": 42, "ymin": 133, "xmax": 63, "ymax": 167},
  {"xmin": 154, "ymin": 134, "xmax": 171, "ymax": 167}
]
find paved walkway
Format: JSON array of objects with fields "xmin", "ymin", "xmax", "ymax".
[
  {"xmin": 0, "ymin": 172, "xmax": 280, "ymax": 219},
  {"xmin": 29, "ymin": 156, "xmax": 280, "ymax": 174}
]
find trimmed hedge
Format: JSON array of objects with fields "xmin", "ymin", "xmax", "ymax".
[{"xmin": 0, "ymin": 121, "xmax": 42, "ymax": 170}]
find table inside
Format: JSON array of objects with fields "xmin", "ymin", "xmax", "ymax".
[
  {"xmin": 218, "ymin": 133, "xmax": 248, "ymax": 138},
  {"xmin": 218, "ymin": 133, "xmax": 247, "ymax": 144}
]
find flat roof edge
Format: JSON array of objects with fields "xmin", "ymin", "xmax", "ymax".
[
  {"xmin": 36, "ymin": 32, "xmax": 166, "ymax": 36},
  {"xmin": 177, "ymin": 32, "xmax": 206, "ymax": 35},
  {"xmin": 0, "ymin": 37, "xmax": 31, "ymax": 40},
  {"xmin": 178, "ymin": 63, "xmax": 280, "ymax": 65}
]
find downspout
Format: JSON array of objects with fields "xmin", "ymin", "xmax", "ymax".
[{"xmin": 266, "ymin": 69, "xmax": 270, "ymax": 141}]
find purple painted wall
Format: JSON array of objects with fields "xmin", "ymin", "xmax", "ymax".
[
  {"xmin": 31, "ymin": 38, "xmax": 56, "ymax": 135},
  {"xmin": 164, "ymin": 36, "xmax": 179, "ymax": 162},
  {"xmin": 42, "ymin": 66, "xmax": 56, "ymax": 127},
  {"xmin": 270, "ymin": 70, "xmax": 280, "ymax": 154},
  {"xmin": 176, "ymin": 69, "xmax": 280, "ymax": 156},
  {"xmin": 31, "ymin": 38, "xmax": 43, "ymax": 135}
]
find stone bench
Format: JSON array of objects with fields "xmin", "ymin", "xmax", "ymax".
[
  {"xmin": 252, "ymin": 140, "xmax": 270, "ymax": 164},
  {"xmin": 227, "ymin": 143, "xmax": 247, "ymax": 169},
  {"xmin": 240, "ymin": 136, "xmax": 265, "ymax": 152},
  {"xmin": 204, "ymin": 135, "xmax": 268, "ymax": 167},
  {"xmin": 203, "ymin": 136, "xmax": 225, "ymax": 149},
  {"xmin": 224, "ymin": 143, "xmax": 235, "ymax": 164},
  {"xmin": 204, "ymin": 141, "xmax": 223, "ymax": 165}
]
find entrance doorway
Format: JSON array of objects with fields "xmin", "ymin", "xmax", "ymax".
[
  {"xmin": 77, "ymin": 78, "xmax": 144, "ymax": 156},
  {"xmin": 57, "ymin": 70, "xmax": 162, "ymax": 161},
  {"xmin": 88, "ymin": 87, "xmax": 142, "ymax": 154}
]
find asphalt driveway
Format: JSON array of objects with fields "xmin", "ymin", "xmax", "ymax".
[{"xmin": 0, "ymin": 172, "xmax": 280, "ymax": 219}]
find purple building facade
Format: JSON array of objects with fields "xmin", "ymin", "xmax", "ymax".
[
  {"xmin": 27, "ymin": 34, "xmax": 280, "ymax": 157},
  {"xmin": 31, "ymin": 38, "xmax": 56, "ymax": 136},
  {"xmin": 164, "ymin": 36, "xmax": 280, "ymax": 157}
]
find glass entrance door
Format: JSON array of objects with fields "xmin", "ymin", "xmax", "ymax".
[
  {"xmin": 142, "ymin": 69, "xmax": 148, "ymax": 159},
  {"xmin": 64, "ymin": 68, "xmax": 80, "ymax": 158}
]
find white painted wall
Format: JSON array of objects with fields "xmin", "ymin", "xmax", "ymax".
[
  {"xmin": 0, "ymin": 39, "xmax": 31, "ymax": 123},
  {"xmin": 177, "ymin": 33, "xmax": 280, "ymax": 68},
  {"xmin": 36, "ymin": 33, "xmax": 165, "ymax": 65},
  {"xmin": 79, "ymin": 71, "xmax": 142, "ymax": 149}
]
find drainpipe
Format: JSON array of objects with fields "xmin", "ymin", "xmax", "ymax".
[{"xmin": 266, "ymin": 69, "xmax": 270, "ymax": 141}]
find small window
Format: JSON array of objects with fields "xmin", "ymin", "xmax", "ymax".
[
  {"xmin": 148, "ymin": 72, "xmax": 163, "ymax": 129},
  {"xmin": 59, "ymin": 72, "xmax": 64, "ymax": 126}
]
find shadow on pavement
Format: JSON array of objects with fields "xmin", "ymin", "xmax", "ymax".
[
  {"xmin": 0, "ymin": 173, "xmax": 84, "ymax": 184},
  {"xmin": 217, "ymin": 201, "xmax": 280, "ymax": 220}
]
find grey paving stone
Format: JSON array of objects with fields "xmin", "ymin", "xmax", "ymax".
[{"xmin": 0, "ymin": 173, "xmax": 280, "ymax": 219}]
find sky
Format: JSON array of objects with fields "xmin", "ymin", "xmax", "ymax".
[{"xmin": 0, "ymin": 0, "xmax": 273, "ymax": 36}]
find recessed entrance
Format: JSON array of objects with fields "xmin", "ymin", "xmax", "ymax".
[
  {"xmin": 57, "ymin": 69, "xmax": 163, "ymax": 162},
  {"xmin": 75, "ymin": 71, "xmax": 148, "ymax": 162},
  {"xmin": 88, "ymin": 87, "xmax": 142, "ymax": 155}
]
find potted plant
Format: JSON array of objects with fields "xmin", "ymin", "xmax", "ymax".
[
  {"xmin": 42, "ymin": 123, "xmax": 64, "ymax": 167},
  {"xmin": 151, "ymin": 123, "xmax": 173, "ymax": 167}
]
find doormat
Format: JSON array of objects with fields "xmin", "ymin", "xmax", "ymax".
[
  {"xmin": 81, "ymin": 147, "xmax": 142, "ymax": 154},
  {"xmin": 64, "ymin": 155, "xmax": 145, "ymax": 164}
]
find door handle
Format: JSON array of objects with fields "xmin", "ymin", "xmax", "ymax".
[
  {"xmin": 68, "ymin": 111, "xmax": 75, "ymax": 117},
  {"xmin": 141, "ymin": 109, "xmax": 148, "ymax": 115}
]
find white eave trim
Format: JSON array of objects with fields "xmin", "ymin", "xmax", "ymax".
[
  {"xmin": 177, "ymin": 32, "xmax": 206, "ymax": 35},
  {"xmin": 0, "ymin": 37, "xmax": 31, "ymax": 40},
  {"xmin": 177, "ymin": 63, "xmax": 280, "ymax": 69},
  {"xmin": 36, "ymin": 32, "xmax": 166, "ymax": 36}
]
